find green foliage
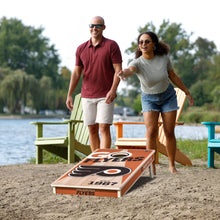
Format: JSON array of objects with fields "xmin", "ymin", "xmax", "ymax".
[
  {"xmin": 0, "ymin": 17, "xmax": 60, "ymax": 84},
  {"xmin": 176, "ymin": 139, "xmax": 209, "ymax": 160},
  {"xmin": 211, "ymin": 85, "xmax": 220, "ymax": 110},
  {"xmin": 176, "ymin": 139, "xmax": 220, "ymax": 168},
  {"xmin": 0, "ymin": 17, "xmax": 83, "ymax": 114},
  {"xmin": 115, "ymin": 95, "xmax": 126, "ymax": 107},
  {"xmin": 132, "ymin": 94, "xmax": 142, "ymax": 113},
  {"xmin": 0, "ymin": 69, "xmax": 38, "ymax": 113},
  {"xmin": 193, "ymin": 37, "xmax": 217, "ymax": 60},
  {"xmin": 179, "ymin": 107, "xmax": 220, "ymax": 123},
  {"xmin": 38, "ymin": 76, "xmax": 55, "ymax": 110},
  {"xmin": 29, "ymin": 151, "xmax": 67, "ymax": 164},
  {"xmin": 157, "ymin": 20, "xmax": 193, "ymax": 61},
  {"xmin": 208, "ymin": 53, "xmax": 220, "ymax": 82},
  {"xmin": 190, "ymin": 80, "xmax": 213, "ymax": 106}
]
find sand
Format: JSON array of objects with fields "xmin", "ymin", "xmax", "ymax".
[{"xmin": 0, "ymin": 158, "xmax": 220, "ymax": 220}]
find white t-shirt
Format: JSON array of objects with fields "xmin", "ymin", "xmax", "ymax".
[{"xmin": 129, "ymin": 55, "xmax": 173, "ymax": 94}]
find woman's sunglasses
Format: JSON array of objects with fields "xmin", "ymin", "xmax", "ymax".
[{"xmin": 138, "ymin": 40, "xmax": 152, "ymax": 45}]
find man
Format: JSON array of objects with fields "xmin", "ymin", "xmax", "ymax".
[{"xmin": 66, "ymin": 16, "xmax": 122, "ymax": 152}]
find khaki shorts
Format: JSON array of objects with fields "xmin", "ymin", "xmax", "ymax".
[{"xmin": 82, "ymin": 97, "xmax": 115, "ymax": 126}]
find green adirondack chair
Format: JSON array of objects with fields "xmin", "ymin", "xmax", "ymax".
[{"xmin": 31, "ymin": 93, "xmax": 91, "ymax": 164}]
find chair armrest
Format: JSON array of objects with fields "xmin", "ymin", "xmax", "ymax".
[
  {"xmin": 113, "ymin": 121, "xmax": 184, "ymax": 125},
  {"xmin": 113, "ymin": 121, "xmax": 145, "ymax": 125},
  {"xmin": 201, "ymin": 122, "xmax": 220, "ymax": 126},
  {"xmin": 176, "ymin": 121, "xmax": 184, "ymax": 125},
  {"xmin": 201, "ymin": 122, "xmax": 220, "ymax": 140},
  {"xmin": 113, "ymin": 121, "xmax": 184, "ymax": 140},
  {"xmin": 64, "ymin": 119, "xmax": 83, "ymax": 123},
  {"xmin": 30, "ymin": 121, "xmax": 68, "ymax": 138},
  {"xmin": 30, "ymin": 121, "xmax": 68, "ymax": 125}
]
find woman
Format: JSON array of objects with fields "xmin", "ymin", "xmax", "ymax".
[{"xmin": 118, "ymin": 31, "xmax": 194, "ymax": 174}]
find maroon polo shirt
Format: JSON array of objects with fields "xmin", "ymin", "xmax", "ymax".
[{"xmin": 75, "ymin": 37, "xmax": 122, "ymax": 98}]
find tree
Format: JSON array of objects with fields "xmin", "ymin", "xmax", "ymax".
[
  {"xmin": 190, "ymin": 80, "xmax": 213, "ymax": 106},
  {"xmin": 0, "ymin": 69, "xmax": 38, "ymax": 113},
  {"xmin": 211, "ymin": 85, "xmax": 220, "ymax": 110},
  {"xmin": 174, "ymin": 52, "xmax": 196, "ymax": 88},
  {"xmin": 38, "ymin": 76, "xmax": 55, "ymax": 111},
  {"xmin": 207, "ymin": 53, "xmax": 220, "ymax": 83},
  {"xmin": 54, "ymin": 66, "xmax": 83, "ymax": 110},
  {"xmin": 132, "ymin": 94, "xmax": 142, "ymax": 114},
  {"xmin": 191, "ymin": 37, "xmax": 217, "ymax": 82},
  {"xmin": 193, "ymin": 37, "xmax": 217, "ymax": 61},
  {"xmin": 0, "ymin": 17, "xmax": 60, "ymax": 85}
]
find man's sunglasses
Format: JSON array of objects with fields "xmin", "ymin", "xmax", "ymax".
[
  {"xmin": 89, "ymin": 24, "xmax": 104, "ymax": 29},
  {"xmin": 138, "ymin": 40, "xmax": 152, "ymax": 45}
]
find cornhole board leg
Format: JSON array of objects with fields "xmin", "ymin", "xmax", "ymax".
[
  {"xmin": 51, "ymin": 149, "xmax": 155, "ymax": 198},
  {"xmin": 149, "ymin": 164, "xmax": 154, "ymax": 178}
]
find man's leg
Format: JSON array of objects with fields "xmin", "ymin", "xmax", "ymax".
[
  {"xmin": 82, "ymin": 98, "xmax": 100, "ymax": 152},
  {"xmin": 88, "ymin": 124, "xmax": 100, "ymax": 152},
  {"xmin": 99, "ymin": 123, "xmax": 111, "ymax": 149},
  {"xmin": 96, "ymin": 98, "xmax": 114, "ymax": 149}
]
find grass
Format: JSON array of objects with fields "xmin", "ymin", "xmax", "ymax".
[
  {"xmin": 29, "ymin": 151, "xmax": 68, "ymax": 164},
  {"xmin": 177, "ymin": 139, "xmax": 210, "ymax": 160},
  {"xmin": 175, "ymin": 138, "xmax": 220, "ymax": 168},
  {"xmin": 29, "ymin": 139, "xmax": 220, "ymax": 165}
]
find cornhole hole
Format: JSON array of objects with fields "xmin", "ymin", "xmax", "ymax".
[{"xmin": 51, "ymin": 149, "xmax": 155, "ymax": 198}]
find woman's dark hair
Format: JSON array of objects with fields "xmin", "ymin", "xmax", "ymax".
[{"xmin": 135, "ymin": 31, "xmax": 170, "ymax": 58}]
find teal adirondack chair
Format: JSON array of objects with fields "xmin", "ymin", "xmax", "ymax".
[
  {"xmin": 31, "ymin": 93, "xmax": 91, "ymax": 164},
  {"xmin": 201, "ymin": 122, "xmax": 220, "ymax": 168}
]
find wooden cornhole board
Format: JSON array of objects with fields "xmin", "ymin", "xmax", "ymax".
[{"xmin": 51, "ymin": 149, "xmax": 155, "ymax": 198}]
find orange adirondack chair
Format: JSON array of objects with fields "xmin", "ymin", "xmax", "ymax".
[{"xmin": 113, "ymin": 88, "xmax": 192, "ymax": 166}]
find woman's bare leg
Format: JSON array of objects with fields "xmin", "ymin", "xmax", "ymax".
[
  {"xmin": 161, "ymin": 110, "xmax": 179, "ymax": 174},
  {"xmin": 143, "ymin": 111, "xmax": 160, "ymax": 175}
]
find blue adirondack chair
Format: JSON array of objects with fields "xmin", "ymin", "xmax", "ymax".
[
  {"xmin": 31, "ymin": 93, "xmax": 91, "ymax": 164},
  {"xmin": 201, "ymin": 122, "xmax": 220, "ymax": 168}
]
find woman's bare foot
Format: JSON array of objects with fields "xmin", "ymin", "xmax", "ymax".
[{"xmin": 169, "ymin": 166, "xmax": 180, "ymax": 174}]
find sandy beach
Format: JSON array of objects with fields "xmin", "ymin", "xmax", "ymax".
[{"xmin": 0, "ymin": 158, "xmax": 219, "ymax": 220}]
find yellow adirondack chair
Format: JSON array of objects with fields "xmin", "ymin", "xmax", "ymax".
[
  {"xmin": 31, "ymin": 93, "xmax": 91, "ymax": 164},
  {"xmin": 113, "ymin": 88, "xmax": 192, "ymax": 166}
]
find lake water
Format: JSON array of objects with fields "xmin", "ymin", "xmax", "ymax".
[{"xmin": 0, "ymin": 118, "xmax": 219, "ymax": 166}]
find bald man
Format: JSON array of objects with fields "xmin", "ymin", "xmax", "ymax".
[{"xmin": 66, "ymin": 16, "xmax": 122, "ymax": 152}]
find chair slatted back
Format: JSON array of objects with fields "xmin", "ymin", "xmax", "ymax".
[{"xmin": 70, "ymin": 94, "xmax": 89, "ymax": 145}]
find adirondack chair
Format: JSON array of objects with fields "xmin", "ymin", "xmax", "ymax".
[
  {"xmin": 201, "ymin": 122, "xmax": 220, "ymax": 168},
  {"xmin": 114, "ymin": 88, "xmax": 192, "ymax": 166},
  {"xmin": 31, "ymin": 93, "xmax": 91, "ymax": 164}
]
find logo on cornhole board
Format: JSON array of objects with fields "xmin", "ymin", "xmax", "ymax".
[{"xmin": 51, "ymin": 149, "xmax": 154, "ymax": 197}]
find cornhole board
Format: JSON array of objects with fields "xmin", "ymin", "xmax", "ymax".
[{"xmin": 51, "ymin": 149, "xmax": 155, "ymax": 198}]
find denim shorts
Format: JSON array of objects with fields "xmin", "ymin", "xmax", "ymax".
[{"xmin": 141, "ymin": 84, "xmax": 179, "ymax": 113}]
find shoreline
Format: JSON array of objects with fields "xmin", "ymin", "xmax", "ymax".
[
  {"xmin": 0, "ymin": 114, "xmax": 202, "ymax": 125},
  {"xmin": 0, "ymin": 114, "xmax": 67, "ymax": 119}
]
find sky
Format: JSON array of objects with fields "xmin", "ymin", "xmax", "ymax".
[{"xmin": 1, "ymin": 0, "xmax": 220, "ymax": 72}]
